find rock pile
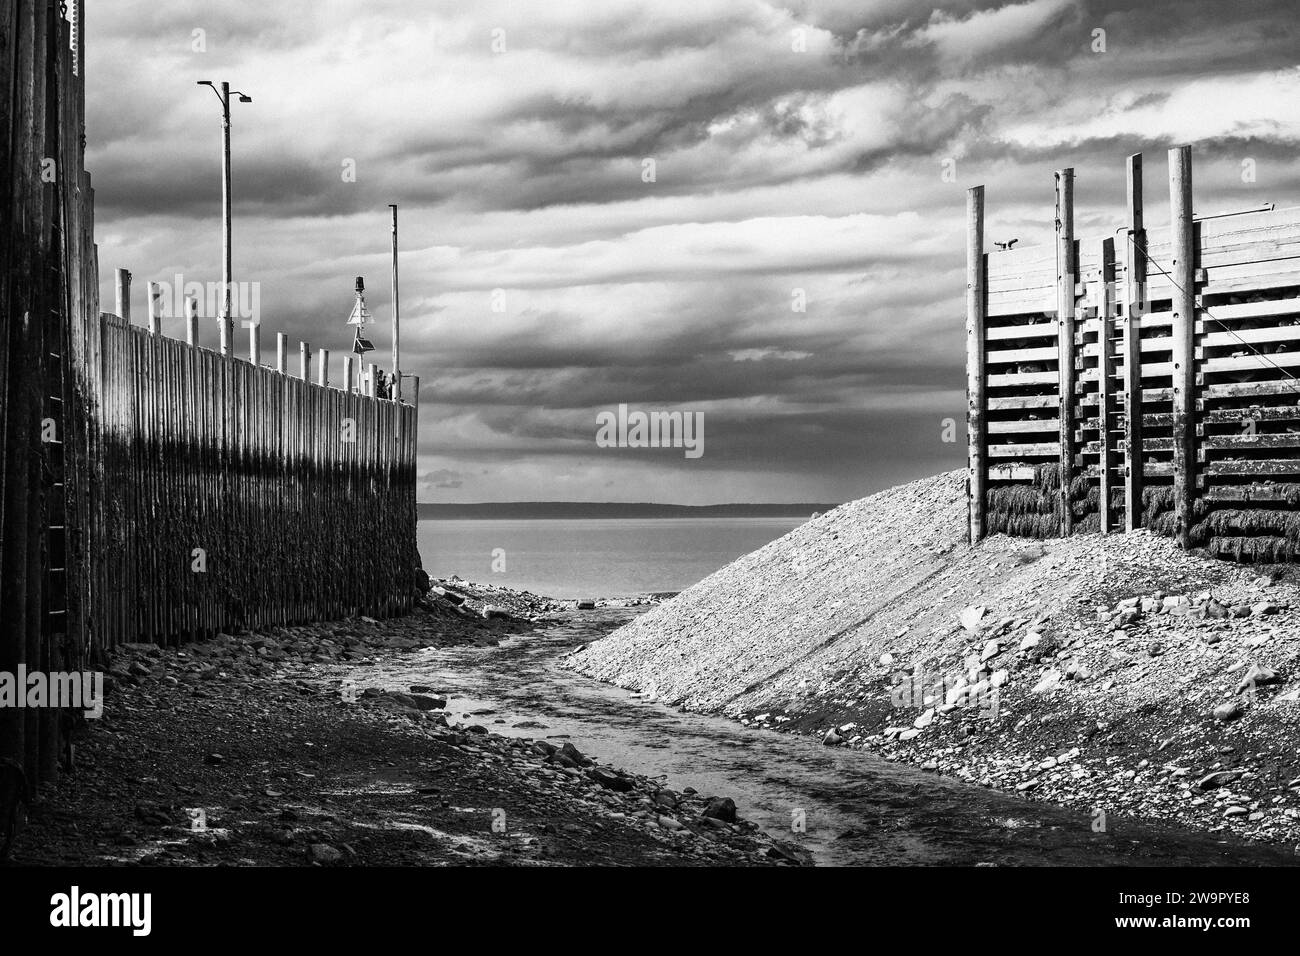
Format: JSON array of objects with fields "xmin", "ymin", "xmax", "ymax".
[{"xmin": 564, "ymin": 470, "xmax": 1300, "ymax": 848}]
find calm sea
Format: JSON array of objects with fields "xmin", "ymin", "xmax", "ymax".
[{"xmin": 417, "ymin": 517, "xmax": 807, "ymax": 600}]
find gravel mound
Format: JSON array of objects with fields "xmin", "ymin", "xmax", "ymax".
[{"xmin": 564, "ymin": 470, "xmax": 1300, "ymax": 845}]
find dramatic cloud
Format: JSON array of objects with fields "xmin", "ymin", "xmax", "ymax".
[{"xmin": 86, "ymin": 0, "xmax": 1300, "ymax": 503}]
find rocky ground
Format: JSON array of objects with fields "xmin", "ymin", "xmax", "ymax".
[
  {"xmin": 564, "ymin": 471, "xmax": 1300, "ymax": 854},
  {"xmin": 7, "ymin": 582, "xmax": 797, "ymax": 867}
]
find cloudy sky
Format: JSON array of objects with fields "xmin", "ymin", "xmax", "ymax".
[{"xmin": 85, "ymin": 0, "xmax": 1300, "ymax": 504}]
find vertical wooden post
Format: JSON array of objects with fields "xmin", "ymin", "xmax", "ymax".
[
  {"xmin": 146, "ymin": 281, "xmax": 161, "ymax": 334},
  {"xmin": 1124, "ymin": 153, "xmax": 1146, "ymax": 530},
  {"xmin": 1098, "ymin": 237, "xmax": 1116, "ymax": 532},
  {"xmin": 115, "ymin": 267, "xmax": 131, "ymax": 322},
  {"xmin": 185, "ymin": 296, "xmax": 199, "ymax": 346},
  {"xmin": 275, "ymin": 332, "xmax": 287, "ymax": 373},
  {"xmin": 317, "ymin": 348, "xmax": 330, "ymax": 387},
  {"xmin": 342, "ymin": 355, "xmax": 355, "ymax": 393},
  {"xmin": 300, "ymin": 341, "xmax": 311, "ymax": 380},
  {"xmin": 965, "ymin": 185, "xmax": 987, "ymax": 544},
  {"xmin": 1169, "ymin": 145, "xmax": 1195, "ymax": 550},
  {"xmin": 366, "ymin": 362, "xmax": 378, "ymax": 399},
  {"xmin": 1055, "ymin": 168, "xmax": 1076, "ymax": 536},
  {"xmin": 248, "ymin": 321, "xmax": 261, "ymax": 367},
  {"xmin": 219, "ymin": 314, "xmax": 232, "ymax": 357}
]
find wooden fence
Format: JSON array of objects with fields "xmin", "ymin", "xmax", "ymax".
[
  {"xmin": 967, "ymin": 146, "xmax": 1300, "ymax": 561},
  {"xmin": 1, "ymin": 0, "xmax": 97, "ymax": 799},
  {"xmin": 1, "ymin": 1, "xmax": 420, "ymax": 808},
  {"xmin": 95, "ymin": 312, "xmax": 420, "ymax": 648}
]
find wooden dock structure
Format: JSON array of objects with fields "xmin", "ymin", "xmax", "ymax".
[{"xmin": 967, "ymin": 147, "xmax": 1300, "ymax": 561}]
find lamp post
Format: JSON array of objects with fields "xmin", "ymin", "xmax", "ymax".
[
  {"xmin": 197, "ymin": 80, "xmax": 252, "ymax": 355},
  {"xmin": 389, "ymin": 204, "xmax": 401, "ymax": 401}
]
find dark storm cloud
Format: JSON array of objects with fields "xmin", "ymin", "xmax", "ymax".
[{"xmin": 86, "ymin": 0, "xmax": 1300, "ymax": 503}]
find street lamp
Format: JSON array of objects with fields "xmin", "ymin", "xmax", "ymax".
[{"xmin": 197, "ymin": 80, "xmax": 252, "ymax": 355}]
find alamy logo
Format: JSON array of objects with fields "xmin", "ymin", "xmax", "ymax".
[
  {"xmin": 0, "ymin": 666, "xmax": 103, "ymax": 718},
  {"xmin": 50, "ymin": 886, "xmax": 151, "ymax": 936},
  {"xmin": 595, "ymin": 404, "xmax": 704, "ymax": 459},
  {"xmin": 149, "ymin": 274, "xmax": 261, "ymax": 324}
]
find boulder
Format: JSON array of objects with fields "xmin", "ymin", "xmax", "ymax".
[
  {"xmin": 1213, "ymin": 700, "xmax": 1246, "ymax": 722},
  {"xmin": 587, "ymin": 767, "xmax": 635, "ymax": 792},
  {"xmin": 701, "ymin": 796, "xmax": 738, "ymax": 823}
]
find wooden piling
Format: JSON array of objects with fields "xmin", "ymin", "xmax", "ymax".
[
  {"xmin": 115, "ymin": 267, "xmax": 131, "ymax": 322},
  {"xmin": 300, "ymin": 341, "xmax": 310, "ymax": 380},
  {"xmin": 1055, "ymin": 168, "xmax": 1076, "ymax": 535},
  {"xmin": 1169, "ymin": 145, "xmax": 1195, "ymax": 550},
  {"xmin": 1123, "ymin": 153, "xmax": 1146, "ymax": 531},
  {"xmin": 1098, "ymin": 237, "xmax": 1117, "ymax": 532},
  {"xmin": 147, "ymin": 281, "xmax": 161, "ymax": 334},
  {"xmin": 249, "ymin": 322, "xmax": 261, "ymax": 367},
  {"xmin": 185, "ymin": 297, "xmax": 198, "ymax": 346},
  {"xmin": 342, "ymin": 355, "xmax": 355, "ymax": 393},
  {"xmin": 275, "ymin": 332, "xmax": 287, "ymax": 373},
  {"xmin": 317, "ymin": 348, "xmax": 329, "ymax": 387},
  {"xmin": 965, "ymin": 185, "xmax": 987, "ymax": 544}
]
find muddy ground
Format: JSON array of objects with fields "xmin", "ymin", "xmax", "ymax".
[{"xmin": 6, "ymin": 582, "xmax": 797, "ymax": 867}]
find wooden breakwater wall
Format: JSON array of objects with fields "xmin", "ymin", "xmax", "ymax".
[
  {"xmin": 966, "ymin": 146, "xmax": 1300, "ymax": 561},
  {"xmin": 1, "ymin": 2, "xmax": 421, "ymax": 809},
  {"xmin": 95, "ymin": 311, "xmax": 420, "ymax": 650},
  {"xmin": 1, "ymin": 0, "xmax": 97, "ymax": 799}
]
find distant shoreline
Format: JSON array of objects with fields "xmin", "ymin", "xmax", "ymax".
[{"xmin": 418, "ymin": 502, "xmax": 838, "ymax": 520}]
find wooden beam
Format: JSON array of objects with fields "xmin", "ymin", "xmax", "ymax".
[
  {"xmin": 185, "ymin": 296, "xmax": 198, "ymax": 346},
  {"xmin": 966, "ymin": 185, "xmax": 987, "ymax": 544},
  {"xmin": 114, "ymin": 267, "xmax": 131, "ymax": 322},
  {"xmin": 275, "ymin": 332, "xmax": 288, "ymax": 373},
  {"xmin": 988, "ymin": 442, "xmax": 1060, "ymax": 458},
  {"xmin": 986, "ymin": 322, "xmax": 1056, "ymax": 342},
  {"xmin": 1203, "ymin": 459, "xmax": 1300, "ymax": 476},
  {"xmin": 1098, "ymin": 236, "xmax": 1116, "ymax": 532},
  {"xmin": 988, "ymin": 419, "xmax": 1059, "ymax": 433},
  {"xmin": 1124, "ymin": 153, "xmax": 1146, "ymax": 530},
  {"xmin": 299, "ymin": 341, "xmax": 310, "ymax": 380},
  {"xmin": 1169, "ymin": 145, "xmax": 1195, "ymax": 549},
  {"xmin": 1056, "ymin": 167, "xmax": 1076, "ymax": 535},
  {"xmin": 988, "ymin": 394, "xmax": 1057, "ymax": 410},
  {"xmin": 146, "ymin": 281, "xmax": 161, "ymax": 334},
  {"xmin": 316, "ymin": 347, "xmax": 330, "ymax": 387}
]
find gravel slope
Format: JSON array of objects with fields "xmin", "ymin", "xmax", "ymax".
[{"xmin": 563, "ymin": 470, "xmax": 1300, "ymax": 849}]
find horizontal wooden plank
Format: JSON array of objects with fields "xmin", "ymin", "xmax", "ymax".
[
  {"xmin": 1203, "ymin": 459, "xmax": 1300, "ymax": 476},
  {"xmin": 987, "ymin": 345, "xmax": 1057, "ymax": 364},
  {"xmin": 1202, "ymin": 380, "xmax": 1300, "ymax": 400},
  {"xmin": 987, "ymin": 442, "xmax": 1060, "ymax": 458},
  {"xmin": 989, "ymin": 371, "xmax": 1057, "ymax": 386},
  {"xmin": 1196, "ymin": 296, "xmax": 1300, "ymax": 324},
  {"xmin": 1201, "ymin": 482, "xmax": 1300, "ymax": 503},
  {"xmin": 988, "ymin": 419, "xmax": 1059, "ymax": 434},
  {"xmin": 986, "ymin": 321, "xmax": 1056, "ymax": 342},
  {"xmin": 988, "ymin": 395, "xmax": 1058, "ymax": 410},
  {"xmin": 988, "ymin": 295, "xmax": 1057, "ymax": 318},
  {"xmin": 988, "ymin": 465, "xmax": 1036, "ymax": 481},
  {"xmin": 1203, "ymin": 433, "xmax": 1300, "ymax": 450},
  {"xmin": 1199, "ymin": 325, "xmax": 1300, "ymax": 349},
  {"xmin": 1202, "ymin": 406, "xmax": 1300, "ymax": 424},
  {"xmin": 1203, "ymin": 268, "xmax": 1300, "ymax": 296},
  {"xmin": 1200, "ymin": 352, "xmax": 1300, "ymax": 374}
]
